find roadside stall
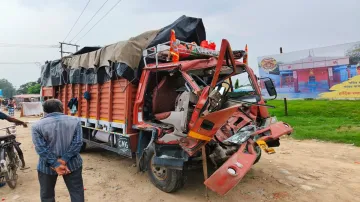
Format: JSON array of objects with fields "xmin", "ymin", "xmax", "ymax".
[{"xmin": 13, "ymin": 94, "xmax": 43, "ymax": 117}]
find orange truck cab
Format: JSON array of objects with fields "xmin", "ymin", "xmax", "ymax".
[{"xmin": 41, "ymin": 16, "xmax": 293, "ymax": 195}]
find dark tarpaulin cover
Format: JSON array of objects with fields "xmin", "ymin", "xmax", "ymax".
[
  {"xmin": 68, "ymin": 67, "xmax": 113, "ymax": 85},
  {"xmin": 41, "ymin": 15, "xmax": 206, "ymax": 87},
  {"xmin": 147, "ymin": 15, "xmax": 206, "ymax": 48},
  {"xmin": 73, "ymin": 46, "xmax": 101, "ymax": 55},
  {"xmin": 137, "ymin": 15, "xmax": 206, "ymax": 80},
  {"xmin": 40, "ymin": 60, "xmax": 66, "ymax": 87}
]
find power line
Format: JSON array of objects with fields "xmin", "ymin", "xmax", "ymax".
[
  {"xmin": 75, "ymin": 0, "xmax": 122, "ymax": 43},
  {"xmin": 63, "ymin": 0, "xmax": 91, "ymax": 42},
  {"xmin": 0, "ymin": 62, "xmax": 42, "ymax": 65},
  {"xmin": 0, "ymin": 43, "xmax": 58, "ymax": 48},
  {"xmin": 69, "ymin": 0, "xmax": 110, "ymax": 43}
]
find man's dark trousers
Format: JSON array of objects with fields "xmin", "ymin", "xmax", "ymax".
[{"xmin": 38, "ymin": 167, "xmax": 84, "ymax": 202}]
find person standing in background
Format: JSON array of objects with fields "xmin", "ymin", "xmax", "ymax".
[
  {"xmin": 31, "ymin": 99, "xmax": 84, "ymax": 202},
  {"xmin": 7, "ymin": 98, "xmax": 15, "ymax": 116}
]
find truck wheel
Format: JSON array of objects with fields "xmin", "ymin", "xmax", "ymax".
[
  {"xmin": 146, "ymin": 146, "xmax": 184, "ymax": 193},
  {"xmin": 253, "ymin": 145, "xmax": 262, "ymax": 165},
  {"xmin": 80, "ymin": 142, "xmax": 87, "ymax": 153}
]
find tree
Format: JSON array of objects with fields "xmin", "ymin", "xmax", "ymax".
[
  {"xmin": 0, "ymin": 79, "xmax": 16, "ymax": 98},
  {"xmin": 234, "ymin": 78, "xmax": 240, "ymax": 89},
  {"xmin": 17, "ymin": 81, "xmax": 38, "ymax": 94},
  {"xmin": 17, "ymin": 79, "xmax": 41, "ymax": 94},
  {"xmin": 27, "ymin": 83, "xmax": 41, "ymax": 94},
  {"xmin": 346, "ymin": 43, "xmax": 360, "ymax": 65}
]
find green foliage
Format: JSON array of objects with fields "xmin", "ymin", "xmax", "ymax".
[
  {"xmin": 0, "ymin": 79, "xmax": 16, "ymax": 98},
  {"xmin": 17, "ymin": 81, "xmax": 38, "ymax": 94},
  {"xmin": 268, "ymin": 100, "xmax": 360, "ymax": 146},
  {"xmin": 17, "ymin": 79, "xmax": 41, "ymax": 94},
  {"xmin": 234, "ymin": 79, "xmax": 239, "ymax": 89},
  {"xmin": 27, "ymin": 83, "xmax": 41, "ymax": 94}
]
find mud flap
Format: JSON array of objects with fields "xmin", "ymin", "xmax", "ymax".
[{"xmin": 204, "ymin": 143, "xmax": 257, "ymax": 195}]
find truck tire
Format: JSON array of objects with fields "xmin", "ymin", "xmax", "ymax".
[
  {"xmin": 146, "ymin": 146, "xmax": 184, "ymax": 193},
  {"xmin": 253, "ymin": 145, "xmax": 262, "ymax": 165}
]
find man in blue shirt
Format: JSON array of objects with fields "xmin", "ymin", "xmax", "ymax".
[{"xmin": 31, "ymin": 99, "xmax": 84, "ymax": 202}]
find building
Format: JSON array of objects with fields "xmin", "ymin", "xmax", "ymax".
[{"xmin": 278, "ymin": 55, "xmax": 358, "ymax": 93}]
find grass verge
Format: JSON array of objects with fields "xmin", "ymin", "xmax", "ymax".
[{"xmin": 267, "ymin": 100, "xmax": 360, "ymax": 146}]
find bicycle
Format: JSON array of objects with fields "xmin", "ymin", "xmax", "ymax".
[{"xmin": 0, "ymin": 125, "xmax": 26, "ymax": 189}]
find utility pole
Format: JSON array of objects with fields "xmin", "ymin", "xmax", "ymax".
[{"xmin": 59, "ymin": 42, "xmax": 80, "ymax": 58}]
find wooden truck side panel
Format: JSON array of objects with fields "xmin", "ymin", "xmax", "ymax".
[{"xmin": 41, "ymin": 78, "xmax": 137, "ymax": 135}]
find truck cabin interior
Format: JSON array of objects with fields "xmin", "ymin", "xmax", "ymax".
[{"xmin": 142, "ymin": 62, "xmax": 258, "ymax": 136}]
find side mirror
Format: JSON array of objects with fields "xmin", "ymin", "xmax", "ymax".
[{"xmin": 263, "ymin": 78, "xmax": 277, "ymax": 98}]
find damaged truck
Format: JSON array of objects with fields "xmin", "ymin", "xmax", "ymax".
[{"xmin": 41, "ymin": 16, "xmax": 293, "ymax": 195}]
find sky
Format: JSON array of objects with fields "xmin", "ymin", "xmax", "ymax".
[
  {"xmin": 0, "ymin": 0, "xmax": 359, "ymax": 88},
  {"xmin": 257, "ymin": 41, "xmax": 360, "ymax": 64}
]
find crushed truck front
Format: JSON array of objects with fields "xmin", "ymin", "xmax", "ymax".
[{"xmin": 134, "ymin": 38, "xmax": 293, "ymax": 194}]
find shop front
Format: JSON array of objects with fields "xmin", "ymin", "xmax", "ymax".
[{"xmin": 279, "ymin": 56, "xmax": 351, "ymax": 93}]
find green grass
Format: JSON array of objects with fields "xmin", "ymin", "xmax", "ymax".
[{"xmin": 267, "ymin": 100, "xmax": 360, "ymax": 146}]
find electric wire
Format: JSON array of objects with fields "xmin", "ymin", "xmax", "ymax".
[
  {"xmin": 75, "ymin": 0, "xmax": 122, "ymax": 43},
  {"xmin": 69, "ymin": 0, "xmax": 110, "ymax": 43},
  {"xmin": 0, "ymin": 43, "xmax": 58, "ymax": 48},
  {"xmin": 63, "ymin": 0, "xmax": 92, "ymax": 42}
]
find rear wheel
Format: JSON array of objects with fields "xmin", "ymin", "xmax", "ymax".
[
  {"xmin": 5, "ymin": 148, "xmax": 19, "ymax": 189},
  {"xmin": 146, "ymin": 146, "xmax": 184, "ymax": 193}
]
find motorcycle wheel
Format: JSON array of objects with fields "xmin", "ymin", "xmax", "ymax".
[{"xmin": 4, "ymin": 148, "xmax": 19, "ymax": 189}]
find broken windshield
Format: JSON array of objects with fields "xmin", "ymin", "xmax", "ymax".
[{"xmin": 187, "ymin": 65, "xmax": 235, "ymax": 89}]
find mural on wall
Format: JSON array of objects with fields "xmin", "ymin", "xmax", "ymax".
[
  {"xmin": 320, "ymin": 75, "xmax": 360, "ymax": 98},
  {"xmin": 258, "ymin": 42, "xmax": 360, "ymax": 99}
]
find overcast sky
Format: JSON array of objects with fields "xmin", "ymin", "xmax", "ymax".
[{"xmin": 0, "ymin": 0, "xmax": 359, "ymax": 87}]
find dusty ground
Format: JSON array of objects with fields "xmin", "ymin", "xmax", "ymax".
[{"xmin": 1, "ymin": 115, "xmax": 360, "ymax": 202}]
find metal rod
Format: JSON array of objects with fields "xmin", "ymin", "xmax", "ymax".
[
  {"xmin": 228, "ymin": 99, "xmax": 276, "ymax": 108},
  {"xmin": 60, "ymin": 42, "xmax": 63, "ymax": 58},
  {"xmin": 201, "ymin": 146, "xmax": 209, "ymax": 197},
  {"xmin": 284, "ymin": 98, "xmax": 288, "ymax": 116},
  {"xmin": 59, "ymin": 42, "xmax": 80, "ymax": 58},
  {"xmin": 60, "ymin": 42, "xmax": 80, "ymax": 47}
]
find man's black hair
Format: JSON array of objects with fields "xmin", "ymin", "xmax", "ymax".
[{"xmin": 43, "ymin": 99, "xmax": 63, "ymax": 114}]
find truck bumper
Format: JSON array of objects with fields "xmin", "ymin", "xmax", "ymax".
[{"xmin": 204, "ymin": 121, "xmax": 293, "ymax": 195}]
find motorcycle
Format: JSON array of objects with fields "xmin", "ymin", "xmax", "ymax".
[{"xmin": 0, "ymin": 125, "xmax": 26, "ymax": 189}]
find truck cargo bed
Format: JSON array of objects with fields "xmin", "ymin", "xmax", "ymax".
[{"xmin": 42, "ymin": 78, "xmax": 137, "ymax": 135}]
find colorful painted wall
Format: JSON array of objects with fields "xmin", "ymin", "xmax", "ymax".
[{"xmin": 258, "ymin": 41, "xmax": 360, "ymax": 99}]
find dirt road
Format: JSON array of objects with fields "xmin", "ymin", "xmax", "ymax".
[{"xmin": 1, "ymin": 116, "xmax": 360, "ymax": 202}]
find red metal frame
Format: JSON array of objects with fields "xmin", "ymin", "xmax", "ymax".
[
  {"xmin": 210, "ymin": 39, "xmax": 236, "ymax": 87},
  {"xmin": 133, "ymin": 39, "xmax": 257, "ymax": 134}
]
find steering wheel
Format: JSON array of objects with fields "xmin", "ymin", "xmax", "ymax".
[{"xmin": 207, "ymin": 81, "xmax": 231, "ymax": 112}]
